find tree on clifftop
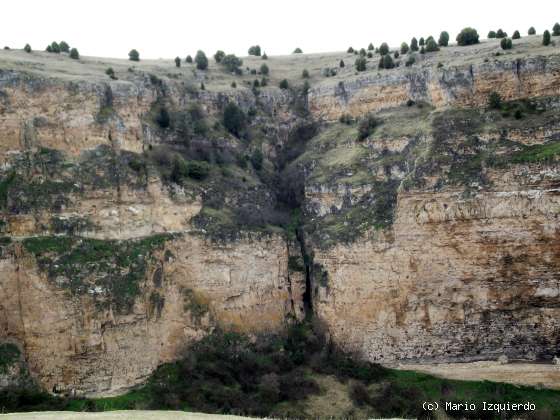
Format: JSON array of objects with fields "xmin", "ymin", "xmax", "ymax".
[
  {"xmin": 438, "ymin": 31, "xmax": 449, "ymax": 47},
  {"xmin": 59, "ymin": 41, "xmax": 70, "ymax": 53},
  {"xmin": 543, "ymin": 30, "xmax": 551, "ymax": 46},
  {"xmin": 175, "ymin": 57, "xmax": 181, "ymax": 67},
  {"xmin": 128, "ymin": 49, "xmax": 140, "ymax": 61},
  {"xmin": 553, "ymin": 23, "xmax": 560, "ymax": 36},
  {"xmin": 528, "ymin": 27, "xmax": 536, "ymax": 35},
  {"xmin": 456, "ymin": 28, "xmax": 479, "ymax": 46},
  {"xmin": 24, "ymin": 44, "xmax": 31, "ymax": 53},
  {"xmin": 69, "ymin": 48, "xmax": 79, "ymax": 59},
  {"xmin": 410, "ymin": 37, "xmax": 419, "ymax": 51},
  {"xmin": 186, "ymin": 55, "xmax": 193, "ymax": 63},
  {"xmin": 195, "ymin": 50, "xmax": 208, "ymax": 70},
  {"xmin": 248, "ymin": 45, "xmax": 262, "ymax": 56},
  {"xmin": 214, "ymin": 50, "xmax": 225, "ymax": 63}
]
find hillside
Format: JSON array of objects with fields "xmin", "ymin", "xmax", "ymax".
[{"xmin": 1, "ymin": 30, "xmax": 560, "ymax": 418}]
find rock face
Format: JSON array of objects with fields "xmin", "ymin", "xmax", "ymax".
[{"xmin": 1, "ymin": 41, "xmax": 560, "ymax": 396}]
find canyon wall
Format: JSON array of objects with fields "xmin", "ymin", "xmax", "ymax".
[{"xmin": 1, "ymin": 43, "xmax": 560, "ymax": 395}]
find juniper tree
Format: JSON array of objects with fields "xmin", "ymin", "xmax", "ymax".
[
  {"xmin": 355, "ymin": 56, "xmax": 367, "ymax": 71},
  {"xmin": 339, "ymin": 59, "xmax": 345, "ymax": 68},
  {"xmin": 378, "ymin": 42, "xmax": 389, "ymax": 55},
  {"xmin": 186, "ymin": 55, "xmax": 193, "ymax": 63},
  {"xmin": 512, "ymin": 30, "xmax": 521, "ymax": 39},
  {"xmin": 553, "ymin": 23, "xmax": 560, "ymax": 36},
  {"xmin": 400, "ymin": 42, "xmax": 409, "ymax": 54},
  {"xmin": 456, "ymin": 28, "xmax": 480, "ymax": 46},
  {"xmin": 59, "ymin": 41, "xmax": 70, "ymax": 53},
  {"xmin": 410, "ymin": 37, "xmax": 419, "ymax": 51},
  {"xmin": 426, "ymin": 38, "xmax": 439, "ymax": 52},
  {"xmin": 195, "ymin": 50, "xmax": 208, "ymax": 70},
  {"xmin": 488, "ymin": 31, "xmax": 497, "ymax": 38},
  {"xmin": 128, "ymin": 49, "xmax": 140, "ymax": 61},
  {"xmin": 24, "ymin": 44, "xmax": 31, "ymax": 53},
  {"xmin": 543, "ymin": 30, "xmax": 551, "ymax": 46},
  {"xmin": 69, "ymin": 48, "xmax": 79, "ymax": 59},
  {"xmin": 368, "ymin": 43, "xmax": 374, "ymax": 50},
  {"xmin": 528, "ymin": 27, "xmax": 536, "ymax": 35},
  {"xmin": 438, "ymin": 31, "xmax": 449, "ymax": 46},
  {"xmin": 175, "ymin": 57, "xmax": 181, "ymax": 67},
  {"xmin": 260, "ymin": 63, "xmax": 269, "ymax": 75},
  {"xmin": 214, "ymin": 50, "xmax": 225, "ymax": 63}
]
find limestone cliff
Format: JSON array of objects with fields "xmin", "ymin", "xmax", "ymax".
[{"xmin": 0, "ymin": 35, "xmax": 559, "ymax": 396}]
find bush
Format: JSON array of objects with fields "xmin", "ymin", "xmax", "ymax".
[
  {"xmin": 410, "ymin": 37, "xmax": 419, "ymax": 51},
  {"xmin": 512, "ymin": 30, "xmax": 521, "ymax": 39},
  {"xmin": 59, "ymin": 41, "xmax": 70, "ymax": 53},
  {"xmin": 214, "ymin": 50, "xmax": 225, "ymax": 63},
  {"xmin": 231, "ymin": 81, "xmax": 236, "ymax": 88},
  {"xmin": 128, "ymin": 49, "xmax": 140, "ymax": 61},
  {"xmin": 253, "ymin": 79, "xmax": 260, "ymax": 88},
  {"xmin": 419, "ymin": 37, "xmax": 425, "ymax": 46},
  {"xmin": 46, "ymin": 45, "xmax": 52, "ymax": 53},
  {"xmin": 279, "ymin": 79, "xmax": 289, "ymax": 89},
  {"xmin": 223, "ymin": 102, "xmax": 245, "ymax": 137},
  {"xmin": 488, "ymin": 31, "xmax": 497, "ymax": 38},
  {"xmin": 357, "ymin": 114, "xmax": 379, "ymax": 140},
  {"xmin": 456, "ymin": 27, "xmax": 480, "ymax": 46},
  {"xmin": 553, "ymin": 23, "xmax": 560, "ymax": 36},
  {"xmin": 359, "ymin": 48, "xmax": 366, "ymax": 56},
  {"xmin": 221, "ymin": 54, "xmax": 243, "ymax": 73},
  {"xmin": 339, "ymin": 59, "xmax": 345, "ymax": 68},
  {"xmin": 496, "ymin": 29, "xmax": 507, "ymax": 38},
  {"xmin": 500, "ymin": 38, "xmax": 513, "ymax": 50},
  {"xmin": 186, "ymin": 55, "xmax": 193, "ymax": 63},
  {"xmin": 378, "ymin": 42, "xmax": 389, "ymax": 55},
  {"xmin": 347, "ymin": 47, "xmax": 354, "ymax": 53},
  {"xmin": 250, "ymin": 149, "xmax": 264, "ymax": 170},
  {"xmin": 543, "ymin": 30, "xmax": 551, "ymax": 46},
  {"xmin": 172, "ymin": 158, "xmax": 210, "ymax": 182},
  {"xmin": 260, "ymin": 63, "xmax": 269, "ymax": 75},
  {"xmin": 339, "ymin": 114, "xmax": 353, "ymax": 124},
  {"xmin": 420, "ymin": 46, "xmax": 425, "ymax": 54},
  {"xmin": 262, "ymin": 52, "xmax": 268, "ymax": 59},
  {"xmin": 248, "ymin": 45, "xmax": 261, "ymax": 56},
  {"xmin": 69, "ymin": 48, "xmax": 79, "ymax": 59},
  {"xmin": 367, "ymin": 43, "xmax": 374, "ymax": 51},
  {"xmin": 200, "ymin": 82, "xmax": 205, "ymax": 90},
  {"xmin": 400, "ymin": 42, "xmax": 409, "ymax": 54},
  {"xmin": 105, "ymin": 67, "xmax": 117, "ymax": 79},
  {"xmin": 195, "ymin": 50, "xmax": 208, "ymax": 70},
  {"xmin": 528, "ymin": 27, "xmax": 536, "ymax": 35},
  {"xmin": 50, "ymin": 41, "xmax": 60, "ymax": 53},
  {"xmin": 24, "ymin": 44, "xmax": 31, "ymax": 53},
  {"xmin": 405, "ymin": 55, "xmax": 416, "ymax": 67},
  {"xmin": 156, "ymin": 107, "xmax": 170, "ymax": 128},
  {"xmin": 174, "ymin": 56, "xmax": 181, "ymax": 67},
  {"xmin": 393, "ymin": 51, "xmax": 399, "ymax": 58},
  {"xmin": 302, "ymin": 69, "xmax": 309, "ymax": 78},
  {"xmin": 293, "ymin": 48, "xmax": 303, "ymax": 54},
  {"xmin": 378, "ymin": 54, "xmax": 394, "ymax": 69},
  {"xmin": 355, "ymin": 57, "xmax": 367, "ymax": 71},
  {"xmin": 425, "ymin": 38, "xmax": 439, "ymax": 52},
  {"xmin": 438, "ymin": 31, "xmax": 449, "ymax": 46},
  {"xmin": 488, "ymin": 91, "xmax": 502, "ymax": 109}
]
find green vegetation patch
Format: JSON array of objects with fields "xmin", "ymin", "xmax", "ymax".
[
  {"xmin": 0, "ymin": 343, "xmax": 20, "ymax": 374},
  {"xmin": 23, "ymin": 234, "xmax": 172, "ymax": 313},
  {"xmin": 5, "ymin": 322, "xmax": 558, "ymax": 418}
]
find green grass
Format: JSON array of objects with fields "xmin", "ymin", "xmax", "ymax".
[{"xmin": 509, "ymin": 141, "xmax": 560, "ymax": 163}]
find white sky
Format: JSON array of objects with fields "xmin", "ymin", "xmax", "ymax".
[{"xmin": 3, "ymin": 0, "xmax": 559, "ymax": 59}]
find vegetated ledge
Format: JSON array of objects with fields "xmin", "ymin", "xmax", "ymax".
[
  {"xmin": 1, "ymin": 322, "xmax": 559, "ymax": 419},
  {"xmin": 21, "ymin": 233, "xmax": 174, "ymax": 314}
]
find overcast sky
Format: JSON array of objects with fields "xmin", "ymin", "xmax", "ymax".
[{"xmin": 3, "ymin": 1, "xmax": 559, "ymax": 59}]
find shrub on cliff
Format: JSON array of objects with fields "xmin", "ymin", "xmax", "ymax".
[
  {"xmin": 260, "ymin": 63, "xmax": 269, "ymax": 76},
  {"xmin": 410, "ymin": 37, "xmax": 419, "ymax": 51},
  {"xmin": 339, "ymin": 59, "xmax": 345, "ymax": 68},
  {"xmin": 172, "ymin": 157, "xmax": 210, "ymax": 182},
  {"xmin": 302, "ymin": 69, "xmax": 309, "ymax": 78},
  {"xmin": 223, "ymin": 102, "xmax": 246, "ymax": 137},
  {"xmin": 488, "ymin": 91, "xmax": 502, "ymax": 109},
  {"xmin": 378, "ymin": 54, "xmax": 395, "ymax": 69},
  {"xmin": 543, "ymin": 30, "xmax": 551, "ymax": 46},
  {"xmin": 279, "ymin": 79, "xmax": 289, "ymax": 89},
  {"xmin": 248, "ymin": 45, "xmax": 261, "ymax": 56},
  {"xmin": 195, "ymin": 50, "xmax": 208, "ymax": 70},
  {"xmin": 378, "ymin": 42, "xmax": 389, "ymax": 55},
  {"xmin": 368, "ymin": 43, "xmax": 374, "ymax": 51},
  {"xmin": 128, "ymin": 49, "xmax": 140, "ymax": 61},
  {"xmin": 512, "ymin": 30, "xmax": 521, "ymax": 39},
  {"xmin": 438, "ymin": 31, "xmax": 450, "ymax": 46},
  {"xmin": 355, "ymin": 56, "xmax": 367, "ymax": 72},
  {"xmin": 293, "ymin": 48, "xmax": 303, "ymax": 54},
  {"xmin": 49, "ymin": 42, "xmax": 60, "ymax": 53},
  {"xmin": 357, "ymin": 114, "xmax": 379, "ymax": 140},
  {"xmin": 262, "ymin": 52, "xmax": 268, "ymax": 60},
  {"xmin": 68, "ymin": 48, "xmax": 79, "ymax": 59},
  {"xmin": 488, "ymin": 31, "xmax": 497, "ymax": 39},
  {"xmin": 400, "ymin": 43, "xmax": 409, "ymax": 54},
  {"xmin": 496, "ymin": 29, "xmax": 507, "ymax": 38},
  {"xmin": 528, "ymin": 27, "xmax": 536, "ymax": 35},
  {"xmin": 425, "ymin": 38, "xmax": 439, "ymax": 52},
  {"xmin": 24, "ymin": 44, "xmax": 31, "ymax": 53},
  {"xmin": 59, "ymin": 41, "xmax": 70, "ymax": 53},
  {"xmin": 456, "ymin": 27, "xmax": 480, "ymax": 46},
  {"xmin": 405, "ymin": 55, "xmax": 416, "ymax": 67},
  {"xmin": 359, "ymin": 48, "xmax": 366, "ymax": 56},
  {"xmin": 419, "ymin": 37, "xmax": 425, "ymax": 46},
  {"xmin": 553, "ymin": 23, "xmax": 560, "ymax": 36},
  {"xmin": 174, "ymin": 57, "xmax": 181, "ymax": 67},
  {"xmin": 347, "ymin": 46, "xmax": 354, "ymax": 53},
  {"xmin": 500, "ymin": 38, "xmax": 513, "ymax": 50},
  {"xmin": 214, "ymin": 50, "xmax": 225, "ymax": 63},
  {"xmin": 221, "ymin": 54, "xmax": 243, "ymax": 73},
  {"xmin": 186, "ymin": 55, "xmax": 193, "ymax": 63},
  {"xmin": 105, "ymin": 67, "xmax": 117, "ymax": 79}
]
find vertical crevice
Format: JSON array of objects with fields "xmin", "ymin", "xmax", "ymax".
[{"xmin": 296, "ymin": 227, "xmax": 313, "ymax": 316}]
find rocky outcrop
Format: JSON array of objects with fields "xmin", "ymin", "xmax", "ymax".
[{"xmin": 309, "ymin": 55, "xmax": 560, "ymax": 120}]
